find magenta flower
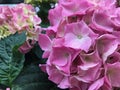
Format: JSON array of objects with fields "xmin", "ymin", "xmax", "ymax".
[
  {"xmin": 64, "ymin": 21, "xmax": 97, "ymax": 52},
  {"xmin": 38, "ymin": 0, "xmax": 120, "ymax": 89},
  {"xmin": 47, "ymin": 46, "xmax": 79, "ymax": 75}
]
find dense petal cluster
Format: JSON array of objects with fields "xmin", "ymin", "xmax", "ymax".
[
  {"xmin": 39, "ymin": 0, "xmax": 120, "ymax": 90},
  {"xmin": 0, "ymin": 4, "xmax": 41, "ymax": 53}
]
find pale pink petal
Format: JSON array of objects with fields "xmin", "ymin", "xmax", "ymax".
[
  {"xmin": 64, "ymin": 33, "xmax": 92, "ymax": 52},
  {"xmin": 64, "ymin": 21, "xmax": 95, "ymax": 52},
  {"xmin": 33, "ymin": 15, "xmax": 41, "ymax": 25},
  {"xmin": 48, "ymin": 6, "xmax": 63, "ymax": 26},
  {"xmin": 60, "ymin": 0, "xmax": 93, "ymax": 16},
  {"xmin": 38, "ymin": 34, "xmax": 52, "ymax": 51}
]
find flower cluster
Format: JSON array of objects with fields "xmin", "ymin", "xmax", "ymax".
[
  {"xmin": 0, "ymin": 4, "xmax": 41, "ymax": 53},
  {"xmin": 39, "ymin": 0, "xmax": 120, "ymax": 90}
]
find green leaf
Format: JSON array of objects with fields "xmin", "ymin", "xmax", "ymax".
[
  {"xmin": 32, "ymin": 44, "xmax": 43, "ymax": 60},
  {"xmin": 12, "ymin": 64, "xmax": 55, "ymax": 90},
  {"xmin": 0, "ymin": 32, "xmax": 26, "ymax": 87}
]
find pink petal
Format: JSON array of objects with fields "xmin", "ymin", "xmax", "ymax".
[
  {"xmin": 106, "ymin": 52, "xmax": 120, "ymax": 64},
  {"xmin": 70, "ymin": 76, "xmax": 90, "ymax": 90},
  {"xmin": 60, "ymin": 0, "xmax": 93, "ymax": 16},
  {"xmin": 58, "ymin": 77, "xmax": 71, "ymax": 89},
  {"xmin": 106, "ymin": 62, "xmax": 120, "ymax": 87},
  {"xmin": 47, "ymin": 46, "xmax": 79, "ymax": 75},
  {"xmin": 64, "ymin": 33, "xmax": 92, "ymax": 52},
  {"xmin": 96, "ymin": 34, "xmax": 118, "ymax": 62},
  {"xmin": 64, "ymin": 21, "xmax": 95, "ymax": 52},
  {"xmin": 33, "ymin": 15, "xmax": 41, "ymax": 25},
  {"xmin": 48, "ymin": 6, "xmax": 63, "ymax": 26},
  {"xmin": 19, "ymin": 40, "xmax": 36, "ymax": 54},
  {"xmin": 38, "ymin": 34, "xmax": 52, "ymax": 51},
  {"xmin": 42, "ymin": 51, "xmax": 50, "ymax": 58},
  {"xmin": 75, "ymin": 63, "xmax": 101, "ymax": 82},
  {"xmin": 46, "ymin": 65, "xmax": 64, "ymax": 84},
  {"xmin": 88, "ymin": 78, "xmax": 104, "ymax": 90},
  {"xmin": 48, "ymin": 47, "xmax": 71, "ymax": 66},
  {"xmin": 88, "ymin": 76, "xmax": 112, "ymax": 90},
  {"xmin": 6, "ymin": 88, "xmax": 10, "ymax": 90},
  {"xmin": 80, "ymin": 50, "xmax": 102, "ymax": 64},
  {"xmin": 90, "ymin": 9, "xmax": 114, "ymax": 33}
]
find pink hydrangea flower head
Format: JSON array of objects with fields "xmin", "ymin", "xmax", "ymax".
[
  {"xmin": 0, "ymin": 4, "xmax": 42, "ymax": 53},
  {"xmin": 38, "ymin": 0, "xmax": 120, "ymax": 89},
  {"xmin": 12, "ymin": 4, "xmax": 41, "ymax": 40}
]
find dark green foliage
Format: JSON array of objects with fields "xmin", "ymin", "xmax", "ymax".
[
  {"xmin": 0, "ymin": 32, "xmax": 26, "ymax": 87},
  {"xmin": 12, "ymin": 64, "xmax": 69, "ymax": 90},
  {"xmin": 12, "ymin": 64, "xmax": 55, "ymax": 90}
]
